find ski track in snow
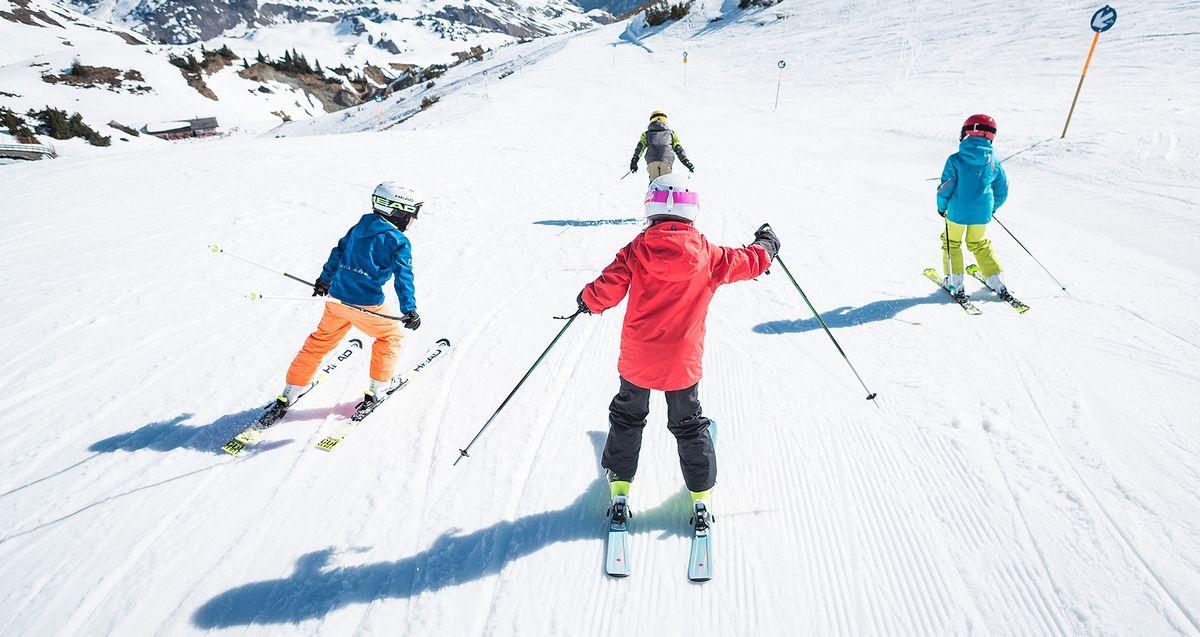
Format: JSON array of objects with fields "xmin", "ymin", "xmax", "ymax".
[{"xmin": 2, "ymin": 0, "xmax": 1200, "ymax": 635}]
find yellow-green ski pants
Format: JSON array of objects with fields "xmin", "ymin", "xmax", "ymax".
[{"xmin": 942, "ymin": 221, "xmax": 1002, "ymax": 277}]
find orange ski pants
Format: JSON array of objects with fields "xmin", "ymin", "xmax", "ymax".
[{"xmin": 286, "ymin": 301, "xmax": 403, "ymax": 386}]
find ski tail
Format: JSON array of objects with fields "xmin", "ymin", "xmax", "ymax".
[{"xmin": 220, "ymin": 338, "xmax": 364, "ymax": 456}]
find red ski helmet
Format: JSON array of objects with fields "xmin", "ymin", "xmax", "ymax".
[{"xmin": 961, "ymin": 114, "xmax": 997, "ymax": 141}]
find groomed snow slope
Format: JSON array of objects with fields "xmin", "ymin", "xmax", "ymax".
[{"xmin": 2, "ymin": 1, "xmax": 1199, "ymax": 634}]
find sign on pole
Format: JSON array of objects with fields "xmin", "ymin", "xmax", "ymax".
[
  {"xmin": 774, "ymin": 60, "xmax": 786, "ymax": 110},
  {"xmin": 1061, "ymin": 5, "xmax": 1117, "ymax": 138}
]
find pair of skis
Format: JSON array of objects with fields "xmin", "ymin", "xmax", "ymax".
[
  {"xmin": 605, "ymin": 422, "xmax": 716, "ymax": 582},
  {"xmin": 604, "ymin": 497, "xmax": 714, "ymax": 582},
  {"xmin": 923, "ymin": 266, "xmax": 1030, "ymax": 314},
  {"xmin": 220, "ymin": 338, "xmax": 452, "ymax": 456}
]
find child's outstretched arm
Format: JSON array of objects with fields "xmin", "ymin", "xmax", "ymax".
[
  {"xmin": 936, "ymin": 157, "xmax": 957, "ymax": 213},
  {"xmin": 581, "ymin": 247, "xmax": 633, "ymax": 313},
  {"xmin": 992, "ymin": 162, "xmax": 1009, "ymax": 211},
  {"xmin": 318, "ymin": 228, "xmax": 353, "ymax": 284},
  {"xmin": 710, "ymin": 227, "xmax": 778, "ymax": 285},
  {"xmin": 392, "ymin": 237, "xmax": 417, "ymax": 313}
]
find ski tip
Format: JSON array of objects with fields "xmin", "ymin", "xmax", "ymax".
[{"xmin": 437, "ymin": 337, "xmax": 451, "ymax": 347}]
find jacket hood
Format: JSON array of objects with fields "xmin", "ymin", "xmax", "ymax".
[
  {"xmin": 957, "ymin": 136, "xmax": 995, "ymax": 166},
  {"xmin": 647, "ymin": 121, "xmax": 669, "ymax": 133},
  {"xmin": 631, "ymin": 222, "xmax": 705, "ymax": 282},
  {"xmin": 358, "ymin": 213, "xmax": 401, "ymax": 237}
]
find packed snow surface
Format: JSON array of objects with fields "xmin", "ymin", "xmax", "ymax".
[{"xmin": 2, "ymin": 1, "xmax": 1199, "ymax": 634}]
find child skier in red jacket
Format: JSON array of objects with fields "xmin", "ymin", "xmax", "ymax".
[{"xmin": 577, "ymin": 174, "xmax": 780, "ymax": 526}]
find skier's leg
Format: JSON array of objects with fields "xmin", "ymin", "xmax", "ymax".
[
  {"xmin": 602, "ymin": 377, "xmax": 651, "ymax": 495},
  {"xmin": 941, "ymin": 221, "xmax": 966, "ymax": 276},
  {"xmin": 941, "ymin": 220, "xmax": 967, "ymax": 293},
  {"xmin": 285, "ymin": 302, "xmax": 353, "ymax": 387},
  {"xmin": 965, "ymin": 224, "xmax": 1004, "ymax": 278},
  {"xmin": 647, "ymin": 161, "xmax": 671, "ymax": 180},
  {"xmin": 665, "ymin": 382, "xmax": 716, "ymax": 497},
  {"xmin": 346, "ymin": 304, "xmax": 404, "ymax": 383}
]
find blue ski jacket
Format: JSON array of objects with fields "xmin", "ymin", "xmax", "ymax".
[
  {"xmin": 318, "ymin": 213, "xmax": 416, "ymax": 311},
  {"xmin": 936, "ymin": 136, "xmax": 1009, "ymax": 225}
]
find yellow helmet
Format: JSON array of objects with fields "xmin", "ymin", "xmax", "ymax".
[{"xmin": 649, "ymin": 110, "xmax": 667, "ymax": 123}]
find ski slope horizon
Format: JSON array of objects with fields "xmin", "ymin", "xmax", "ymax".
[{"xmin": 2, "ymin": 1, "xmax": 1199, "ymax": 634}]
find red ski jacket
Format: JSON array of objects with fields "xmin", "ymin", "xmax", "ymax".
[{"xmin": 581, "ymin": 221, "xmax": 772, "ymax": 391}]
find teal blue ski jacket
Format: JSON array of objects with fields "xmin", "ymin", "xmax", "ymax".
[
  {"xmin": 937, "ymin": 136, "xmax": 1009, "ymax": 225},
  {"xmin": 319, "ymin": 213, "xmax": 416, "ymax": 311}
]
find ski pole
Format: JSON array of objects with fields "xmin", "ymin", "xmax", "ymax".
[
  {"xmin": 619, "ymin": 169, "xmax": 633, "ymax": 181},
  {"xmin": 767, "ymin": 235, "xmax": 878, "ymax": 405},
  {"xmin": 454, "ymin": 311, "xmax": 581, "ymax": 465},
  {"xmin": 246, "ymin": 292, "xmax": 324, "ymax": 302},
  {"xmin": 211, "ymin": 244, "xmax": 406, "ymax": 320},
  {"xmin": 992, "ymin": 217, "xmax": 1068, "ymax": 292}
]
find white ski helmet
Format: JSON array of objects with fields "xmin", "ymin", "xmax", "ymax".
[
  {"xmin": 371, "ymin": 181, "xmax": 423, "ymax": 226},
  {"xmin": 644, "ymin": 173, "xmax": 699, "ymax": 223}
]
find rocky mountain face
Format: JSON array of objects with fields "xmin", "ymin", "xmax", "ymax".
[{"xmin": 58, "ymin": 0, "xmax": 621, "ymax": 45}]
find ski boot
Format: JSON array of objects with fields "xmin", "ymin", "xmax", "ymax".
[
  {"xmin": 351, "ymin": 376, "xmax": 404, "ymax": 421},
  {"xmin": 259, "ymin": 382, "xmax": 314, "ymax": 428}
]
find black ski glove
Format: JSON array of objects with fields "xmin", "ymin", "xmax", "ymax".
[
  {"xmin": 938, "ymin": 209, "xmax": 947, "ymax": 218},
  {"xmin": 312, "ymin": 280, "xmax": 330, "ymax": 297},
  {"xmin": 751, "ymin": 224, "xmax": 781, "ymax": 260},
  {"xmin": 629, "ymin": 158, "xmax": 638, "ymax": 173},
  {"xmin": 576, "ymin": 292, "xmax": 593, "ymax": 315},
  {"xmin": 401, "ymin": 311, "xmax": 421, "ymax": 330},
  {"xmin": 684, "ymin": 161, "xmax": 695, "ymax": 173}
]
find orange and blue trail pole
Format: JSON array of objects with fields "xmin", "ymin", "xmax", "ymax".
[{"xmin": 1062, "ymin": 5, "xmax": 1117, "ymax": 139}]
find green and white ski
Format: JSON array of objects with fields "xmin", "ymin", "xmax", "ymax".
[
  {"xmin": 966, "ymin": 265, "xmax": 1030, "ymax": 313},
  {"xmin": 924, "ymin": 268, "xmax": 982, "ymax": 315}
]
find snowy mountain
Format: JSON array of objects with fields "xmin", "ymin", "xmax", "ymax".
[
  {"xmin": 2, "ymin": 0, "xmax": 1200, "ymax": 634},
  {"xmin": 58, "ymin": 0, "xmax": 617, "ymax": 45}
]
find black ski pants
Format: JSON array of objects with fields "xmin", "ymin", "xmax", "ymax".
[{"xmin": 602, "ymin": 377, "xmax": 716, "ymax": 493}]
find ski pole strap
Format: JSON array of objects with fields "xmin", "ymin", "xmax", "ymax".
[{"xmin": 454, "ymin": 313, "xmax": 580, "ymax": 465}]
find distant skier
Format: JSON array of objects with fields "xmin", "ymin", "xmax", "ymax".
[
  {"xmin": 576, "ymin": 174, "xmax": 779, "ymax": 527},
  {"xmin": 629, "ymin": 110, "xmax": 695, "ymax": 181},
  {"xmin": 273, "ymin": 181, "xmax": 423, "ymax": 418},
  {"xmin": 936, "ymin": 114, "xmax": 1011, "ymax": 301}
]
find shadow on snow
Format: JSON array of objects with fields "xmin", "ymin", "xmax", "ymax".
[
  {"xmin": 87, "ymin": 405, "xmax": 333, "ymax": 455},
  {"xmin": 192, "ymin": 432, "xmax": 695, "ymax": 629},
  {"xmin": 533, "ymin": 218, "xmax": 639, "ymax": 227},
  {"xmin": 754, "ymin": 293, "xmax": 944, "ymax": 334}
]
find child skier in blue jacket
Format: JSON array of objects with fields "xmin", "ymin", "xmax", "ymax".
[
  {"xmin": 278, "ymin": 181, "xmax": 423, "ymax": 413},
  {"xmin": 937, "ymin": 114, "xmax": 1010, "ymax": 300}
]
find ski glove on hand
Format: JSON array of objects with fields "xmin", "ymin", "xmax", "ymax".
[
  {"xmin": 683, "ymin": 161, "xmax": 696, "ymax": 173},
  {"xmin": 401, "ymin": 311, "xmax": 421, "ymax": 330},
  {"xmin": 629, "ymin": 158, "xmax": 638, "ymax": 173},
  {"xmin": 312, "ymin": 280, "xmax": 330, "ymax": 297},
  {"xmin": 751, "ymin": 225, "xmax": 781, "ymax": 260},
  {"xmin": 938, "ymin": 210, "xmax": 947, "ymax": 218},
  {"xmin": 576, "ymin": 292, "xmax": 593, "ymax": 315}
]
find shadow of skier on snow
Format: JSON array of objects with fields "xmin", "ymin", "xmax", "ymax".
[
  {"xmin": 191, "ymin": 432, "xmax": 695, "ymax": 629},
  {"xmin": 753, "ymin": 293, "xmax": 944, "ymax": 334},
  {"xmin": 88, "ymin": 405, "xmax": 334, "ymax": 455},
  {"xmin": 533, "ymin": 218, "xmax": 640, "ymax": 227}
]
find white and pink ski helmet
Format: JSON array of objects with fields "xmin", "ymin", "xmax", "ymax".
[{"xmin": 644, "ymin": 174, "xmax": 699, "ymax": 223}]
